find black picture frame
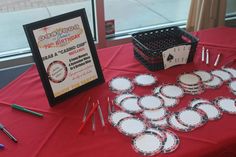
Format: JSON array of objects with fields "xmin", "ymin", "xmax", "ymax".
[{"xmin": 23, "ymin": 9, "xmax": 104, "ymax": 106}]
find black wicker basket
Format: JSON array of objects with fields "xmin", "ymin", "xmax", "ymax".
[{"xmin": 132, "ymin": 26, "xmax": 198, "ymax": 71}]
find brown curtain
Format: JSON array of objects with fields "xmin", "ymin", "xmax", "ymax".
[{"xmin": 186, "ymin": 0, "xmax": 227, "ymax": 32}]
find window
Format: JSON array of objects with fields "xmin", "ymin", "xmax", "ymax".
[
  {"xmin": 104, "ymin": 0, "xmax": 191, "ymax": 38},
  {"xmin": 0, "ymin": 0, "xmax": 96, "ymax": 68},
  {"xmin": 0, "ymin": 0, "xmax": 236, "ymax": 69},
  {"xmin": 226, "ymin": 0, "xmax": 236, "ymax": 17}
]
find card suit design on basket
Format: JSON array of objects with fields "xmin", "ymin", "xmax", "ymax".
[{"xmin": 167, "ymin": 54, "xmax": 174, "ymax": 62}]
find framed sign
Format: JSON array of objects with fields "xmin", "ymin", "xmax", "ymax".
[{"xmin": 23, "ymin": 9, "xmax": 104, "ymax": 106}]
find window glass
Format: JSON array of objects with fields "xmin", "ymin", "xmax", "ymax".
[
  {"xmin": 0, "ymin": 0, "xmax": 96, "ymax": 56},
  {"xmin": 226, "ymin": 0, "xmax": 236, "ymax": 16},
  {"xmin": 104, "ymin": 0, "xmax": 191, "ymax": 36}
]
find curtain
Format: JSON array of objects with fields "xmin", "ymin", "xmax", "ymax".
[
  {"xmin": 186, "ymin": 0, "xmax": 227, "ymax": 32},
  {"xmin": 0, "ymin": 0, "xmax": 86, "ymax": 12}
]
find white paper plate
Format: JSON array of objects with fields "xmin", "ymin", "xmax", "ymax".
[
  {"xmin": 114, "ymin": 93, "xmax": 137, "ymax": 105},
  {"xmin": 203, "ymin": 75, "xmax": 223, "ymax": 89},
  {"xmin": 132, "ymin": 132, "xmax": 164, "ymax": 156},
  {"xmin": 183, "ymin": 87, "xmax": 204, "ymax": 94},
  {"xmin": 149, "ymin": 118, "xmax": 169, "ymax": 128},
  {"xmin": 160, "ymin": 84, "xmax": 184, "ymax": 99},
  {"xmin": 133, "ymin": 74, "xmax": 157, "ymax": 86},
  {"xmin": 229, "ymin": 80, "xmax": 236, "ymax": 92},
  {"xmin": 108, "ymin": 111, "xmax": 133, "ymax": 126},
  {"xmin": 168, "ymin": 113, "xmax": 193, "ymax": 132},
  {"xmin": 109, "ymin": 77, "xmax": 133, "ymax": 93},
  {"xmin": 222, "ymin": 67, "xmax": 236, "ymax": 78},
  {"xmin": 214, "ymin": 97, "xmax": 236, "ymax": 114},
  {"xmin": 118, "ymin": 117, "xmax": 146, "ymax": 137},
  {"xmin": 193, "ymin": 103, "xmax": 222, "ymax": 120},
  {"xmin": 146, "ymin": 128, "xmax": 166, "ymax": 141},
  {"xmin": 138, "ymin": 95, "xmax": 163, "ymax": 110},
  {"xmin": 189, "ymin": 98, "xmax": 211, "ymax": 108},
  {"xmin": 120, "ymin": 97, "xmax": 143, "ymax": 114},
  {"xmin": 211, "ymin": 70, "xmax": 232, "ymax": 82},
  {"xmin": 179, "ymin": 82, "xmax": 203, "ymax": 90},
  {"xmin": 142, "ymin": 108, "xmax": 168, "ymax": 121},
  {"xmin": 177, "ymin": 107, "xmax": 208, "ymax": 128},
  {"xmin": 162, "ymin": 130, "xmax": 180, "ymax": 153},
  {"xmin": 178, "ymin": 73, "xmax": 201, "ymax": 86},
  {"xmin": 156, "ymin": 93, "xmax": 179, "ymax": 108},
  {"xmin": 193, "ymin": 70, "xmax": 213, "ymax": 82},
  {"xmin": 183, "ymin": 86, "xmax": 204, "ymax": 91},
  {"xmin": 153, "ymin": 85, "xmax": 162, "ymax": 95}
]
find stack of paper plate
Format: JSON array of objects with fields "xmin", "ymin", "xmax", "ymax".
[{"xmin": 177, "ymin": 73, "xmax": 204, "ymax": 95}]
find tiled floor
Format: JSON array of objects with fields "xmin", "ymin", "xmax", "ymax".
[{"xmin": 0, "ymin": 64, "xmax": 32, "ymax": 89}]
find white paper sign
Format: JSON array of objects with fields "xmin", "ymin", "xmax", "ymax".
[
  {"xmin": 33, "ymin": 17, "xmax": 98, "ymax": 97},
  {"xmin": 162, "ymin": 45, "xmax": 191, "ymax": 69}
]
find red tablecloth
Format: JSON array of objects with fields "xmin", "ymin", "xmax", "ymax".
[{"xmin": 0, "ymin": 27, "xmax": 236, "ymax": 157}]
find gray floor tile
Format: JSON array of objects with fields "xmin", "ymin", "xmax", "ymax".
[{"xmin": 0, "ymin": 64, "xmax": 32, "ymax": 89}]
